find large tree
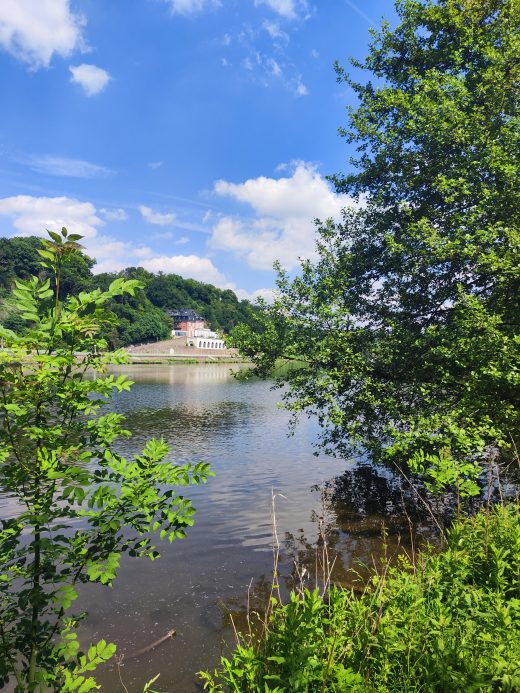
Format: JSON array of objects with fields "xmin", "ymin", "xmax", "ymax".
[{"xmin": 233, "ymin": 0, "xmax": 520, "ymax": 493}]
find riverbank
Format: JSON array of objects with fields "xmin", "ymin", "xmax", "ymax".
[
  {"xmin": 126, "ymin": 355, "xmax": 250, "ymax": 364},
  {"xmin": 125, "ymin": 335, "xmax": 243, "ymax": 363},
  {"xmin": 202, "ymin": 503, "xmax": 520, "ymax": 691}
]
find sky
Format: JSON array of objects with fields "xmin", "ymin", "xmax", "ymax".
[{"xmin": 0, "ymin": 0, "xmax": 396, "ymax": 302}]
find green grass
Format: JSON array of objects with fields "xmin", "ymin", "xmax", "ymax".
[{"xmin": 200, "ymin": 504, "xmax": 520, "ymax": 692}]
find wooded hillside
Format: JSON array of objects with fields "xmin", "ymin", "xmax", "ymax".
[{"xmin": 0, "ymin": 235, "xmax": 255, "ymax": 347}]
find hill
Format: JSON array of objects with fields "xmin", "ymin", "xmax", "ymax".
[{"xmin": 0, "ymin": 235, "xmax": 256, "ymax": 348}]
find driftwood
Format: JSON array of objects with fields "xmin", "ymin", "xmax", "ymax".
[{"xmin": 125, "ymin": 628, "xmax": 177, "ymax": 659}]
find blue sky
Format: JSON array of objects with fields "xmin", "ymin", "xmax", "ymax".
[{"xmin": 0, "ymin": 0, "xmax": 396, "ymax": 301}]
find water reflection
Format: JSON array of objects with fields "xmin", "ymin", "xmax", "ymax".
[
  {"xmin": 121, "ymin": 401, "xmax": 253, "ymax": 453},
  {"xmin": 218, "ymin": 462, "xmax": 444, "ymax": 630},
  {"xmin": 109, "ymin": 363, "xmax": 247, "ymax": 385},
  {"xmin": 76, "ymin": 364, "xmax": 348, "ymax": 692}
]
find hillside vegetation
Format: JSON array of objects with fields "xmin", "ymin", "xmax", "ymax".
[{"xmin": 0, "ymin": 235, "xmax": 255, "ymax": 347}]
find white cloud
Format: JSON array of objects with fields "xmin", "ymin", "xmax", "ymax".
[
  {"xmin": 100, "ymin": 207, "xmax": 127, "ymax": 221},
  {"xmin": 295, "ymin": 79, "xmax": 308, "ymax": 96},
  {"xmin": 255, "ymin": 0, "xmax": 307, "ymax": 20},
  {"xmin": 27, "ymin": 155, "xmax": 112, "ymax": 178},
  {"xmin": 148, "ymin": 161, "xmax": 163, "ymax": 169},
  {"xmin": 0, "ymin": 195, "xmax": 102, "ymax": 238},
  {"xmin": 139, "ymin": 205, "xmax": 176, "ymax": 226},
  {"xmin": 235, "ymin": 287, "xmax": 276, "ymax": 303},
  {"xmin": 151, "ymin": 231, "xmax": 174, "ymax": 241},
  {"xmin": 262, "ymin": 20, "xmax": 289, "ymax": 41},
  {"xmin": 146, "ymin": 230, "xmax": 191, "ymax": 243},
  {"xmin": 133, "ymin": 246, "xmax": 153, "ymax": 259},
  {"xmin": 69, "ymin": 64, "xmax": 110, "ymax": 96},
  {"xmin": 140, "ymin": 254, "xmax": 232, "ymax": 287},
  {"xmin": 0, "ymin": 194, "xmax": 274, "ymax": 300},
  {"xmin": 163, "ymin": 0, "xmax": 220, "ymax": 15},
  {"xmin": 0, "ymin": 0, "xmax": 85, "ymax": 69},
  {"xmin": 210, "ymin": 162, "xmax": 350, "ymax": 270},
  {"xmin": 267, "ymin": 58, "xmax": 282, "ymax": 77},
  {"xmin": 0, "ymin": 194, "xmax": 142, "ymax": 273}
]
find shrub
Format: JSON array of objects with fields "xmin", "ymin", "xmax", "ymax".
[
  {"xmin": 201, "ymin": 504, "xmax": 520, "ymax": 692},
  {"xmin": 0, "ymin": 229, "xmax": 212, "ymax": 691}
]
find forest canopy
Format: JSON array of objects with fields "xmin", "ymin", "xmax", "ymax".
[{"xmin": 0, "ymin": 235, "xmax": 255, "ymax": 347}]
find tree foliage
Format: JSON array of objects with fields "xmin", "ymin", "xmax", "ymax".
[
  {"xmin": 232, "ymin": 0, "xmax": 520, "ymax": 491},
  {"xmin": 0, "ymin": 236, "xmax": 256, "ymax": 347},
  {"xmin": 0, "ymin": 229, "xmax": 211, "ymax": 690}
]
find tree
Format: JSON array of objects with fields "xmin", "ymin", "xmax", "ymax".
[
  {"xmin": 121, "ymin": 308, "xmax": 172, "ymax": 344},
  {"xmin": 0, "ymin": 229, "xmax": 211, "ymax": 690},
  {"xmin": 0, "ymin": 237, "xmax": 43, "ymax": 294},
  {"xmin": 232, "ymin": 0, "xmax": 520, "ymax": 494}
]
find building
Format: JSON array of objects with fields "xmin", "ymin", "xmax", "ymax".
[
  {"xmin": 170, "ymin": 309, "xmax": 206, "ymax": 337},
  {"xmin": 170, "ymin": 308, "xmax": 226, "ymax": 349},
  {"xmin": 187, "ymin": 337, "xmax": 225, "ymax": 350},
  {"xmin": 194, "ymin": 327, "xmax": 217, "ymax": 339}
]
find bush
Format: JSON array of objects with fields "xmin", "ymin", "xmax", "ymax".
[
  {"xmin": 201, "ymin": 504, "xmax": 520, "ymax": 692},
  {"xmin": 0, "ymin": 229, "xmax": 212, "ymax": 690}
]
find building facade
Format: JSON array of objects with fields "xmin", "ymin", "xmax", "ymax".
[
  {"xmin": 170, "ymin": 309, "xmax": 226, "ymax": 349},
  {"xmin": 188, "ymin": 337, "xmax": 225, "ymax": 349},
  {"xmin": 170, "ymin": 309, "xmax": 206, "ymax": 337}
]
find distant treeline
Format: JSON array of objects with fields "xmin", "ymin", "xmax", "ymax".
[{"xmin": 0, "ymin": 235, "xmax": 256, "ymax": 348}]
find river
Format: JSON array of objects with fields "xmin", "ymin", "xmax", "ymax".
[{"xmin": 3, "ymin": 363, "xmax": 441, "ymax": 692}]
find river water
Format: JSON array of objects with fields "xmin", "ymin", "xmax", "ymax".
[{"xmin": 2, "ymin": 363, "xmax": 443, "ymax": 692}]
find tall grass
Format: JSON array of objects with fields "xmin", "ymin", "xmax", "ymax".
[{"xmin": 200, "ymin": 503, "xmax": 520, "ymax": 692}]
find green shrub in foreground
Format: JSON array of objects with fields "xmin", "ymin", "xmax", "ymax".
[{"xmin": 201, "ymin": 504, "xmax": 520, "ymax": 692}]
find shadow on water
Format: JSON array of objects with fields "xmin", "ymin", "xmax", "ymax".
[{"xmin": 218, "ymin": 461, "xmax": 517, "ymax": 640}]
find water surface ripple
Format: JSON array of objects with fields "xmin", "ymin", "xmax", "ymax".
[{"xmin": 2, "ymin": 364, "xmax": 436, "ymax": 692}]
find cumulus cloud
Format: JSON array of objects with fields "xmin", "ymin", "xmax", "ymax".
[
  {"xmin": 69, "ymin": 64, "xmax": 111, "ymax": 96},
  {"xmin": 235, "ymin": 287, "xmax": 276, "ymax": 303},
  {"xmin": 0, "ymin": 0, "xmax": 85, "ymax": 69},
  {"xmin": 210, "ymin": 162, "xmax": 351, "ymax": 270},
  {"xmin": 0, "ymin": 194, "xmax": 272, "ymax": 300},
  {"xmin": 133, "ymin": 246, "xmax": 153, "ymax": 259},
  {"xmin": 27, "ymin": 155, "xmax": 113, "ymax": 178},
  {"xmin": 86, "ymin": 238, "xmax": 133, "ymax": 272},
  {"xmin": 0, "ymin": 195, "xmax": 102, "ymax": 238},
  {"xmin": 140, "ymin": 254, "xmax": 231, "ymax": 287},
  {"xmin": 139, "ymin": 205, "xmax": 176, "ymax": 226},
  {"xmin": 163, "ymin": 0, "xmax": 221, "ymax": 15},
  {"xmin": 0, "ymin": 194, "xmax": 141, "ymax": 273}
]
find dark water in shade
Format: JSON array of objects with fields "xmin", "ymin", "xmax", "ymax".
[{"xmin": 0, "ymin": 364, "xmax": 445, "ymax": 692}]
